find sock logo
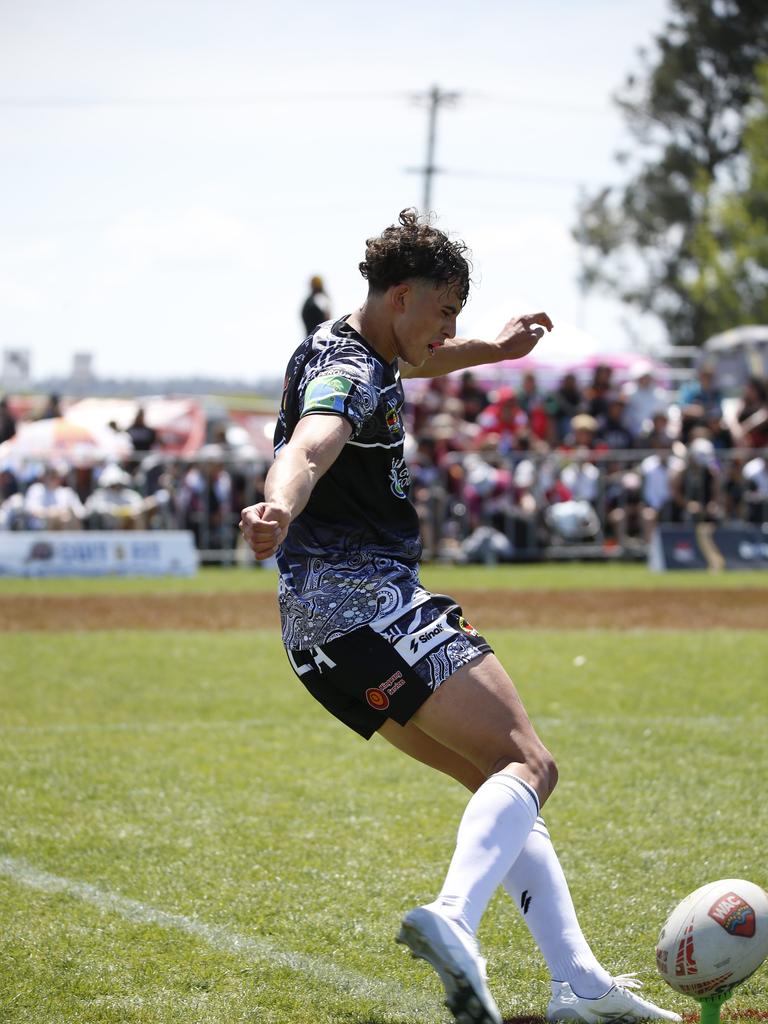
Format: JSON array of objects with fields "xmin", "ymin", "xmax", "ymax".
[{"xmin": 520, "ymin": 890, "xmax": 532, "ymax": 915}]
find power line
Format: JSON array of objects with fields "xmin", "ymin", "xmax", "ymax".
[
  {"xmin": 0, "ymin": 92, "xmax": 401, "ymax": 108},
  {"xmin": 442, "ymin": 168, "xmax": 603, "ymax": 189},
  {"xmin": 0, "ymin": 90, "xmax": 609, "ymax": 115}
]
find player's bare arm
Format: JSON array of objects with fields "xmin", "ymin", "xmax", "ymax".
[
  {"xmin": 239, "ymin": 413, "xmax": 352, "ymax": 559},
  {"xmin": 399, "ymin": 311, "xmax": 554, "ymax": 379}
]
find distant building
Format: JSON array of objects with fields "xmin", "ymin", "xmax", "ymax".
[{"xmin": 2, "ymin": 348, "xmax": 32, "ymax": 391}]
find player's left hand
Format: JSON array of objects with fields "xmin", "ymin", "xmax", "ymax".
[{"xmin": 493, "ymin": 312, "xmax": 553, "ymax": 361}]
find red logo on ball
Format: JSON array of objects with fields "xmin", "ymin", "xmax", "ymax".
[
  {"xmin": 365, "ymin": 688, "xmax": 389, "ymax": 710},
  {"xmin": 708, "ymin": 892, "xmax": 756, "ymax": 937}
]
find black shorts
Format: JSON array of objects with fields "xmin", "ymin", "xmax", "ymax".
[{"xmin": 285, "ymin": 594, "xmax": 493, "ymax": 739}]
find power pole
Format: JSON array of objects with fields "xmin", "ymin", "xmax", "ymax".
[{"xmin": 408, "ymin": 85, "xmax": 460, "ymax": 213}]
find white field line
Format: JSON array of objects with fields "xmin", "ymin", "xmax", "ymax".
[{"xmin": 0, "ymin": 855, "xmax": 438, "ymax": 1018}]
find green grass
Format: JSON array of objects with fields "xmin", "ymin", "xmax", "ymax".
[
  {"xmin": 1, "ymin": 562, "xmax": 768, "ymax": 596},
  {"xmin": 1, "ymin": 625, "xmax": 767, "ymax": 1022}
]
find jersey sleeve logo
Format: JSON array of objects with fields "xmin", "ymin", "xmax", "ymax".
[{"xmin": 303, "ymin": 374, "xmax": 354, "ymax": 414}]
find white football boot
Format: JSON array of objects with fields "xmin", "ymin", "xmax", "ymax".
[
  {"xmin": 546, "ymin": 975, "xmax": 681, "ymax": 1022},
  {"xmin": 397, "ymin": 905, "xmax": 502, "ymax": 1024}
]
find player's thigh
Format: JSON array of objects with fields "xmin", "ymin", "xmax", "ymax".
[
  {"xmin": 410, "ymin": 652, "xmax": 557, "ymax": 801},
  {"xmin": 377, "ymin": 718, "xmax": 485, "ymax": 792}
]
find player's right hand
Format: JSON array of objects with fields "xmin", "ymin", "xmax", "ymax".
[{"xmin": 239, "ymin": 502, "xmax": 291, "ymax": 560}]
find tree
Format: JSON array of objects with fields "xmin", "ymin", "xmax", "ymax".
[
  {"xmin": 574, "ymin": 0, "xmax": 768, "ymax": 347},
  {"xmin": 687, "ymin": 62, "xmax": 768, "ymax": 328}
]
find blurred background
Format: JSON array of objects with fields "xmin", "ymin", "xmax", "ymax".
[{"xmin": 1, "ymin": 0, "xmax": 767, "ymax": 567}]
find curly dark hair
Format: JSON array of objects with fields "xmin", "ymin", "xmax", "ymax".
[{"xmin": 359, "ymin": 209, "xmax": 472, "ymax": 307}]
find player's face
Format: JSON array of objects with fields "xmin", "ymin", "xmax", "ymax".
[{"xmin": 393, "ymin": 281, "xmax": 461, "ymax": 366}]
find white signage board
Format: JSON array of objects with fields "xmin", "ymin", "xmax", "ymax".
[{"xmin": 0, "ymin": 531, "xmax": 198, "ymax": 577}]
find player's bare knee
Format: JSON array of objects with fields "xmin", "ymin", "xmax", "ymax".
[
  {"xmin": 528, "ymin": 745, "xmax": 558, "ymax": 801},
  {"xmin": 487, "ymin": 743, "xmax": 557, "ymax": 802}
]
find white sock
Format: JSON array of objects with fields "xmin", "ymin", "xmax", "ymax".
[
  {"xmin": 427, "ymin": 771, "xmax": 539, "ymax": 937},
  {"xmin": 502, "ymin": 817, "xmax": 613, "ymax": 999}
]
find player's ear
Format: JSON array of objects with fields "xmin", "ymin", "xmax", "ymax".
[{"xmin": 389, "ymin": 283, "xmax": 410, "ymax": 314}]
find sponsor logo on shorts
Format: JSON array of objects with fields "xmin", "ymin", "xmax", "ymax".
[
  {"xmin": 458, "ymin": 616, "xmax": 479, "ymax": 636},
  {"xmin": 409, "ymin": 623, "xmax": 443, "ymax": 653},
  {"xmin": 365, "ymin": 671, "xmax": 406, "ymax": 711},
  {"xmin": 395, "ymin": 613, "xmax": 450, "ymax": 666},
  {"xmin": 365, "ymin": 687, "xmax": 389, "ymax": 710},
  {"xmin": 708, "ymin": 892, "xmax": 756, "ymax": 937}
]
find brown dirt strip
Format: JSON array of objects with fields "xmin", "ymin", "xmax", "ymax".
[{"xmin": 0, "ymin": 589, "xmax": 765, "ymax": 631}]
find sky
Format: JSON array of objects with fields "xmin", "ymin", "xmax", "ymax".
[{"xmin": 0, "ymin": 0, "xmax": 673, "ymax": 385}]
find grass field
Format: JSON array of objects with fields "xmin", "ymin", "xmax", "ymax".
[
  {"xmin": 2, "ymin": 562, "xmax": 768, "ymax": 595},
  {"xmin": 1, "ymin": 565, "xmax": 767, "ymax": 1023}
]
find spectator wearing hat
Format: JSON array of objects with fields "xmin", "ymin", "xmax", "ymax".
[
  {"xmin": 85, "ymin": 464, "xmax": 147, "ymax": 529},
  {"xmin": 560, "ymin": 413, "xmax": 600, "ymax": 452},
  {"xmin": 23, "ymin": 464, "xmax": 85, "ymax": 530},
  {"xmin": 669, "ymin": 433, "xmax": 722, "ymax": 522}
]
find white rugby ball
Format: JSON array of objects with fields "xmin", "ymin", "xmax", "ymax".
[{"xmin": 656, "ymin": 879, "xmax": 768, "ymax": 998}]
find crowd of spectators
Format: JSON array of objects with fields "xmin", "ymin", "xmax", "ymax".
[
  {"xmin": 0, "ymin": 362, "xmax": 767, "ymax": 563},
  {"xmin": 404, "ymin": 362, "xmax": 768, "ymax": 560}
]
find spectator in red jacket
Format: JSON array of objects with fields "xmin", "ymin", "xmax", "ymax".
[{"xmin": 476, "ymin": 387, "xmax": 529, "ymax": 453}]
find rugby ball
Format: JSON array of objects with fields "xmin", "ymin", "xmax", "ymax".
[{"xmin": 656, "ymin": 879, "xmax": 768, "ymax": 998}]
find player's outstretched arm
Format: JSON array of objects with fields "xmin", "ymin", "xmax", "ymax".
[
  {"xmin": 239, "ymin": 413, "xmax": 352, "ymax": 560},
  {"xmin": 399, "ymin": 311, "xmax": 553, "ymax": 379}
]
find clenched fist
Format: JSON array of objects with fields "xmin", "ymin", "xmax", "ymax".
[{"xmin": 239, "ymin": 502, "xmax": 291, "ymax": 560}]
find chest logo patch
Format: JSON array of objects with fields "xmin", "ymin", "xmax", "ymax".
[{"xmin": 385, "ymin": 400, "xmax": 403, "ymax": 437}]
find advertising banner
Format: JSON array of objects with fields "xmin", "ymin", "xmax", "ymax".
[
  {"xmin": 649, "ymin": 523, "xmax": 768, "ymax": 571},
  {"xmin": 0, "ymin": 531, "xmax": 198, "ymax": 577}
]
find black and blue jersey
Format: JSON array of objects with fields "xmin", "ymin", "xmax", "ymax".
[{"xmin": 275, "ymin": 316, "xmax": 429, "ymax": 650}]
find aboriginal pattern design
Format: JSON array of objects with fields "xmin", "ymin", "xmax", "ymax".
[{"xmin": 274, "ymin": 316, "xmax": 428, "ymax": 649}]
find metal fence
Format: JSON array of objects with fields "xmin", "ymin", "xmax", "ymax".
[
  {"xmin": 1, "ymin": 448, "xmax": 766, "ymax": 564},
  {"xmin": 409, "ymin": 447, "xmax": 768, "ymax": 563}
]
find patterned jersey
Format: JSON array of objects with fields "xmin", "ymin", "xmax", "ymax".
[{"xmin": 275, "ymin": 316, "xmax": 430, "ymax": 650}]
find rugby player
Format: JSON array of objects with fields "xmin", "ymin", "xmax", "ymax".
[{"xmin": 240, "ymin": 209, "xmax": 680, "ymax": 1024}]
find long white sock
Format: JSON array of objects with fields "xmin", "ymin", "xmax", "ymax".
[
  {"xmin": 427, "ymin": 771, "xmax": 539, "ymax": 937},
  {"xmin": 502, "ymin": 817, "xmax": 613, "ymax": 998}
]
